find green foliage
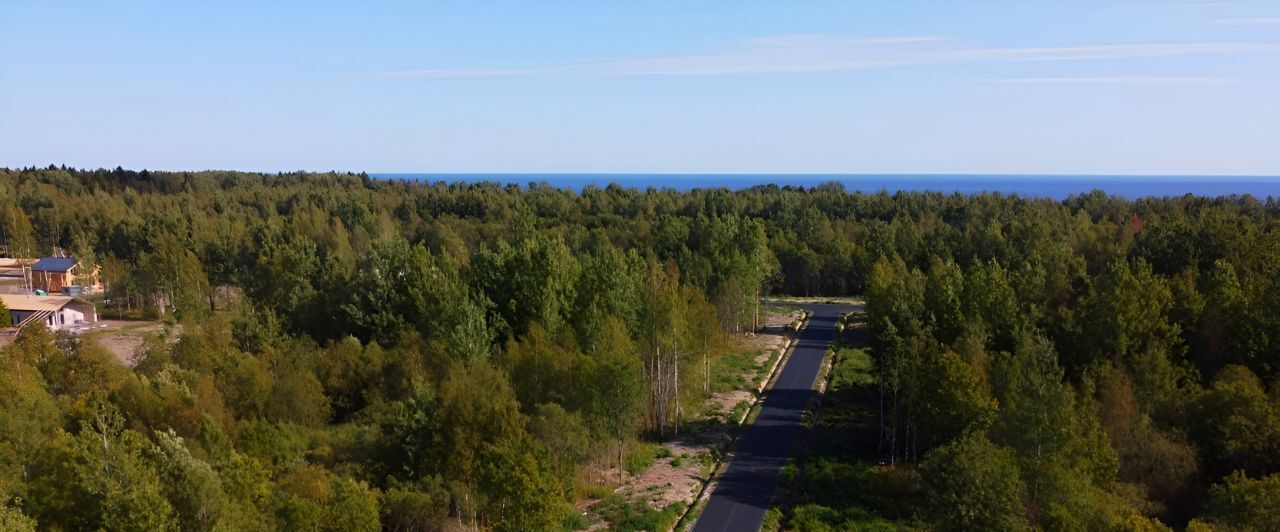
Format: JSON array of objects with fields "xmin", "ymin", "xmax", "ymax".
[
  {"xmin": 584, "ymin": 317, "xmax": 645, "ymax": 445},
  {"xmin": 526, "ymin": 403, "xmax": 592, "ymax": 481},
  {"xmin": 1097, "ymin": 367, "xmax": 1199, "ymax": 511},
  {"xmin": 152, "ymin": 430, "xmax": 227, "ymax": 531},
  {"xmin": 919, "ymin": 432, "xmax": 1027, "ymax": 532},
  {"xmin": 923, "ymin": 257, "xmax": 965, "ymax": 346},
  {"xmin": 0, "ymin": 502, "xmax": 36, "ymax": 532},
  {"xmin": 1191, "ymin": 365, "xmax": 1280, "ymax": 478},
  {"xmin": 434, "ymin": 359, "xmax": 525, "ymax": 482},
  {"xmin": 962, "ymin": 260, "xmax": 1023, "ymax": 353},
  {"xmin": 479, "ymin": 436, "xmax": 565, "ymax": 532},
  {"xmin": 1193, "ymin": 471, "xmax": 1280, "ymax": 531},
  {"xmin": 3, "ymin": 167, "xmax": 1280, "ymax": 529},
  {"xmin": 2, "ymin": 201, "xmax": 39, "ymax": 259},
  {"xmin": 326, "ymin": 477, "xmax": 381, "ymax": 532},
  {"xmin": 341, "ymin": 239, "xmax": 469, "ymax": 346},
  {"xmin": 789, "ymin": 504, "xmax": 896, "ymax": 532},
  {"xmin": 472, "ymin": 236, "xmax": 579, "ymax": 337},
  {"xmin": 591, "ymin": 494, "xmax": 685, "ymax": 532},
  {"xmin": 379, "ymin": 486, "xmax": 448, "ymax": 532},
  {"xmin": 909, "ymin": 351, "xmax": 997, "ymax": 451}
]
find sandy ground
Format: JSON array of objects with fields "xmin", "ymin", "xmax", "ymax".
[
  {"xmin": 86, "ymin": 320, "xmax": 171, "ymax": 365},
  {"xmin": 581, "ymin": 307, "xmax": 803, "ymax": 530},
  {"xmin": 0, "ymin": 319, "xmax": 166, "ymax": 366}
]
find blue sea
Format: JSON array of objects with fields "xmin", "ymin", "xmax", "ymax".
[{"xmin": 372, "ymin": 174, "xmax": 1280, "ymax": 201}]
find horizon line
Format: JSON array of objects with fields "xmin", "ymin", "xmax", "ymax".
[{"xmin": 5, "ymin": 166, "xmax": 1280, "ymax": 179}]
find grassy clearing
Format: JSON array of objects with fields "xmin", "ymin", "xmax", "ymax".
[
  {"xmin": 591, "ymin": 495, "xmax": 686, "ymax": 532},
  {"xmin": 832, "ymin": 348, "xmax": 875, "ymax": 387},
  {"xmin": 710, "ymin": 347, "xmax": 766, "ymax": 394}
]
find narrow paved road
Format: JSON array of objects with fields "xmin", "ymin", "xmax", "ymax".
[{"xmin": 693, "ymin": 302, "xmax": 858, "ymax": 532}]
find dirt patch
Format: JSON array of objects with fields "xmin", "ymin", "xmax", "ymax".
[
  {"xmin": 94, "ymin": 334, "xmax": 147, "ymax": 365},
  {"xmin": 82, "ymin": 320, "xmax": 171, "ymax": 366}
]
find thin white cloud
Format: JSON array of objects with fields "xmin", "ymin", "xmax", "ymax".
[
  {"xmin": 967, "ymin": 76, "xmax": 1242, "ymax": 85},
  {"xmin": 1214, "ymin": 17, "xmax": 1280, "ymax": 25},
  {"xmin": 377, "ymin": 37, "xmax": 1280, "ymax": 79}
]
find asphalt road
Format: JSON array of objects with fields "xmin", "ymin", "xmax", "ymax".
[{"xmin": 692, "ymin": 302, "xmax": 858, "ymax": 532}]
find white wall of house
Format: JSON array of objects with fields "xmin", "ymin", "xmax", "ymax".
[{"xmin": 54, "ymin": 307, "xmax": 85, "ymax": 328}]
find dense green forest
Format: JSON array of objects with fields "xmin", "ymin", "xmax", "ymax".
[{"xmin": 1, "ymin": 166, "xmax": 1279, "ymax": 530}]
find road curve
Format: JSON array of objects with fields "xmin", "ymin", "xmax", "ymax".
[{"xmin": 693, "ymin": 302, "xmax": 858, "ymax": 532}]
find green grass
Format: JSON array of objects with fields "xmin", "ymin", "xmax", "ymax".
[
  {"xmin": 625, "ymin": 442, "xmax": 663, "ymax": 476},
  {"xmin": 562, "ymin": 510, "xmax": 591, "ymax": 530},
  {"xmin": 789, "ymin": 504, "xmax": 897, "ymax": 532},
  {"xmin": 762, "ymin": 507, "xmax": 784, "ymax": 531},
  {"xmin": 831, "ymin": 348, "xmax": 875, "ymax": 388},
  {"xmin": 591, "ymin": 495, "xmax": 686, "ymax": 532},
  {"xmin": 710, "ymin": 347, "xmax": 766, "ymax": 394},
  {"xmin": 576, "ymin": 483, "xmax": 613, "ymax": 500}
]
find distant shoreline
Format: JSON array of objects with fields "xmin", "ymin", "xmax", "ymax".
[{"xmin": 371, "ymin": 173, "xmax": 1280, "ymax": 200}]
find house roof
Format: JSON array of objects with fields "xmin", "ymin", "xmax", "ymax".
[
  {"xmin": 0, "ymin": 293, "xmax": 75, "ymax": 312},
  {"xmin": 31, "ymin": 257, "xmax": 78, "ymax": 272}
]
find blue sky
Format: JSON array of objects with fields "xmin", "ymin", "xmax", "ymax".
[{"xmin": 2, "ymin": 1, "xmax": 1278, "ymax": 174}]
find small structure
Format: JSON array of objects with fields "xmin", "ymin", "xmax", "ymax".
[
  {"xmin": 29, "ymin": 257, "xmax": 94, "ymax": 294},
  {"xmin": 0, "ymin": 293, "xmax": 97, "ymax": 331}
]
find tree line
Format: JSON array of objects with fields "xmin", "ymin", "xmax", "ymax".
[
  {"xmin": 0, "ymin": 166, "xmax": 775, "ymax": 530},
  {"xmin": 862, "ymin": 192, "xmax": 1280, "ymax": 529},
  {"xmin": 1, "ymin": 165, "xmax": 1278, "ymax": 529}
]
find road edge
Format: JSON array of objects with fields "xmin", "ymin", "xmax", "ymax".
[{"xmin": 672, "ymin": 309, "xmax": 812, "ymax": 532}]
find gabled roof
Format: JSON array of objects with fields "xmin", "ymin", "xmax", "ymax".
[
  {"xmin": 0, "ymin": 294, "xmax": 75, "ymax": 312},
  {"xmin": 31, "ymin": 257, "xmax": 78, "ymax": 272}
]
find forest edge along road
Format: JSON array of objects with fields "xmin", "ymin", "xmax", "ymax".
[
  {"xmin": 693, "ymin": 302, "xmax": 858, "ymax": 532},
  {"xmin": 693, "ymin": 302, "xmax": 856, "ymax": 532}
]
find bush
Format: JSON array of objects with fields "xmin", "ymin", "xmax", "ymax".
[
  {"xmin": 625, "ymin": 443, "xmax": 661, "ymax": 476},
  {"xmin": 790, "ymin": 504, "xmax": 896, "ymax": 532},
  {"xmin": 919, "ymin": 432, "xmax": 1027, "ymax": 531},
  {"xmin": 591, "ymin": 495, "xmax": 684, "ymax": 532},
  {"xmin": 1192, "ymin": 471, "xmax": 1280, "ymax": 531},
  {"xmin": 562, "ymin": 511, "xmax": 590, "ymax": 530}
]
